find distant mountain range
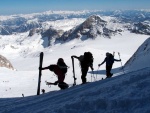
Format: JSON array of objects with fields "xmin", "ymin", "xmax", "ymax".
[{"xmin": 0, "ymin": 10, "xmax": 150, "ymax": 35}]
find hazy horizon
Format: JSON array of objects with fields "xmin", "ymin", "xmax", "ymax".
[{"xmin": 0, "ymin": 0, "xmax": 150, "ymax": 15}]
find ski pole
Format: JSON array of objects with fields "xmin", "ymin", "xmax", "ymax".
[
  {"xmin": 91, "ymin": 71, "xmax": 96, "ymax": 82},
  {"xmin": 92, "ymin": 70, "xmax": 96, "ymax": 81},
  {"xmin": 113, "ymin": 51, "xmax": 115, "ymax": 56},
  {"xmin": 118, "ymin": 52, "xmax": 125, "ymax": 74},
  {"xmin": 91, "ymin": 73, "xmax": 92, "ymax": 82},
  {"xmin": 45, "ymin": 81, "xmax": 51, "ymax": 88},
  {"xmin": 96, "ymin": 66, "xmax": 100, "ymax": 80}
]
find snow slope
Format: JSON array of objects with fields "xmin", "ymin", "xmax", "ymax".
[
  {"xmin": 0, "ymin": 67, "xmax": 150, "ymax": 113},
  {"xmin": 0, "ymin": 16, "xmax": 150, "ymax": 112},
  {"xmin": 124, "ymin": 37, "xmax": 150, "ymax": 71},
  {"xmin": 0, "ymin": 30, "xmax": 149, "ymax": 98}
]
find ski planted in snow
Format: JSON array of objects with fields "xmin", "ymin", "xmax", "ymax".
[
  {"xmin": 37, "ymin": 52, "xmax": 44, "ymax": 95},
  {"xmin": 71, "ymin": 57, "xmax": 77, "ymax": 86}
]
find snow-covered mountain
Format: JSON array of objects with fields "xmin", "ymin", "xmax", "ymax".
[
  {"xmin": 58, "ymin": 15, "xmax": 123, "ymax": 41},
  {"xmin": 0, "ymin": 10, "xmax": 150, "ymax": 35},
  {"xmin": 131, "ymin": 21, "xmax": 150, "ymax": 35},
  {"xmin": 38, "ymin": 15, "xmax": 124, "ymax": 45},
  {"xmin": 124, "ymin": 37, "xmax": 150, "ymax": 71}
]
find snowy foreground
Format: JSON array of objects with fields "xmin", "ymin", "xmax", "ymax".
[
  {"xmin": 0, "ymin": 29, "xmax": 150, "ymax": 112},
  {"xmin": 0, "ymin": 67, "xmax": 150, "ymax": 113}
]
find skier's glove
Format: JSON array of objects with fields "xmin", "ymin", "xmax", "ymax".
[
  {"xmin": 91, "ymin": 67, "xmax": 94, "ymax": 71},
  {"xmin": 39, "ymin": 67, "xmax": 42, "ymax": 70},
  {"xmin": 54, "ymin": 81, "xmax": 58, "ymax": 85}
]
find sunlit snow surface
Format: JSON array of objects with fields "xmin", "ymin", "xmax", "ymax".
[{"xmin": 0, "ymin": 16, "xmax": 150, "ymax": 113}]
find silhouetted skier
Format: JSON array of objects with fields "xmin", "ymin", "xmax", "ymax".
[
  {"xmin": 40, "ymin": 58, "xmax": 69, "ymax": 89},
  {"xmin": 71, "ymin": 52, "xmax": 94, "ymax": 84},
  {"xmin": 98, "ymin": 52, "xmax": 121, "ymax": 78}
]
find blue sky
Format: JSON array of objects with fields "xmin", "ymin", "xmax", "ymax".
[{"xmin": 0, "ymin": 0, "xmax": 150, "ymax": 15}]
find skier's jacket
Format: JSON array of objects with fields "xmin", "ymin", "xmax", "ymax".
[
  {"xmin": 78, "ymin": 52, "xmax": 93, "ymax": 69},
  {"xmin": 101, "ymin": 53, "xmax": 120, "ymax": 66},
  {"xmin": 57, "ymin": 58, "xmax": 68, "ymax": 74},
  {"xmin": 48, "ymin": 65, "xmax": 65, "ymax": 83}
]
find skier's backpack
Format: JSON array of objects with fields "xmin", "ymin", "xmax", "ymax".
[
  {"xmin": 79, "ymin": 52, "xmax": 94, "ymax": 67},
  {"xmin": 57, "ymin": 58, "xmax": 68, "ymax": 74},
  {"xmin": 108, "ymin": 53, "xmax": 114, "ymax": 64}
]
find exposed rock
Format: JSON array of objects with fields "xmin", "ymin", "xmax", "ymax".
[
  {"xmin": 41, "ymin": 27, "xmax": 64, "ymax": 47},
  {"xmin": 131, "ymin": 22, "xmax": 150, "ymax": 35},
  {"xmin": 28, "ymin": 28, "xmax": 42, "ymax": 36},
  {"xmin": 0, "ymin": 55, "xmax": 14, "ymax": 70}
]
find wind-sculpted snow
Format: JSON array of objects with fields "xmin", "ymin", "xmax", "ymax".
[{"xmin": 0, "ymin": 67, "xmax": 150, "ymax": 113}]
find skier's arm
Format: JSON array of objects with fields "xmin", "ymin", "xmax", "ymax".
[
  {"xmin": 54, "ymin": 81, "xmax": 58, "ymax": 85},
  {"xmin": 71, "ymin": 55, "xmax": 79, "ymax": 59},
  {"xmin": 40, "ymin": 66, "xmax": 49, "ymax": 70},
  {"xmin": 98, "ymin": 58, "xmax": 106, "ymax": 66},
  {"xmin": 90, "ymin": 65, "xmax": 94, "ymax": 71},
  {"xmin": 114, "ymin": 58, "xmax": 121, "ymax": 62}
]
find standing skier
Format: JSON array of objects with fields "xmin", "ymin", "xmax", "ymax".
[
  {"xmin": 71, "ymin": 52, "xmax": 94, "ymax": 84},
  {"xmin": 98, "ymin": 52, "xmax": 121, "ymax": 78},
  {"xmin": 40, "ymin": 58, "xmax": 69, "ymax": 89}
]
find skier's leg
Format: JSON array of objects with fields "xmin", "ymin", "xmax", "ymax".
[
  {"xmin": 109, "ymin": 65, "xmax": 113, "ymax": 77},
  {"xmin": 58, "ymin": 82, "xmax": 69, "ymax": 89},
  {"xmin": 81, "ymin": 68, "xmax": 88, "ymax": 84},
  {"xmin": 106, "ymin": 65, "xmax": 112, "ymax": 78}
]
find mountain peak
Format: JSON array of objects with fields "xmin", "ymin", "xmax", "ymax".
[
  {"xmin": 82, "ymin": 15, "xmax": 106, "ymax": 28},
  {"xmin": 58, "ymin": 15, "xmax": 122, "ymax": 41}
]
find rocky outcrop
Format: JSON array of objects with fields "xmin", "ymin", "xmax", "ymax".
[
  {"xmin": 131, "ymin": 22, "xmax": 150, "ymax": 35},
  {"xmin": 41, "ymin": 27, "xmax": 64, "ymax": 46},
  {"xmin": 28, "ymin": 28, "xmax": 42, "ymax": 36},
  {"xmin": 0, "ymin": 55, "xmax": 14, "ymax": 70}
]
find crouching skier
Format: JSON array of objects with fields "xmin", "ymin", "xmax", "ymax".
[{"xmin": 40, "ymin": 58, "xmax": 69, "ymax": 90}]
